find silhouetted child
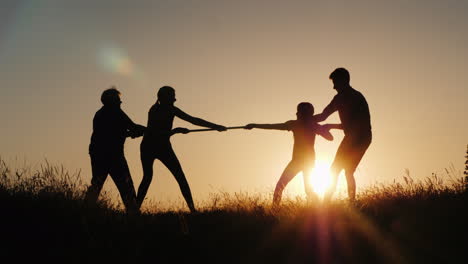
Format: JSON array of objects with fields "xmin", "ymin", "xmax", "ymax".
[
  {"xmin": 137, "ymin": 86, "xmax": 226, "ymax": 212},
  {"xmin": 245, "ymin": 102, "xmax": 342, "ymax": 207},
  {"xmin": 86, "ymin": 87, "xmax": 146, "ymax": 214}
]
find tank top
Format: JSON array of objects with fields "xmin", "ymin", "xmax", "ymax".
[{"xmin": 141, "ymin": 104, "xmax": 175, "ymax": 149}]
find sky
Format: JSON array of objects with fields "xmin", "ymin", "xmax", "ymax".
[{"xmin": 0, "ymin": 0, "xmax": 467, "ymax": 208}]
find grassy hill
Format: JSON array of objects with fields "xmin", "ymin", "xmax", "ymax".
[{"xmin": 1, "ymin": 159, "xmax": 467, "ymax": 263}]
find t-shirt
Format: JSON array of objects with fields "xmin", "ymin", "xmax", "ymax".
[{"xmin": 323, "ymin": 87, "xmax": 371, "ymax": 139}]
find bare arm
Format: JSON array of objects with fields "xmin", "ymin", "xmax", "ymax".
[
  {"xmin": 174, "ymin": 107, "xmax": 226, "ymax": 131},
  {"xmin": 313, "ymin": 108, "xmax": 335, "ymax": 123},
  {"xmin": 245, "ymin": 121, "xmax": 291, "ymax": 131},
  {"xmin": 322, "ymin": 123, "xmax": 343, "ymax": 130},
  {"xmin": 170, "ymin": 127, "xmax": 189, "ymax": 136},
  {"xmin": 313, "ymin": 112, "xmax": 329, "ymax": 123},
  {"xmin": 316, "ymin": 123, "xmax": 343, "ymax": 141},
  {"xmin": 313, "ymin": 97, "xmax": 338, "ymax": 122}
]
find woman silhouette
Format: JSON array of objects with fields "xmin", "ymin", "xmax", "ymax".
[{"xmin": 137, "ymin": 86, "xmax": 226, "ymax": 212}]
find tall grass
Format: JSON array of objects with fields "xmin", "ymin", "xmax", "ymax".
[
  {"xmin": 0, "ymin": 158, "xmax": 82, "ymax": 196},
  {"xmin": 358, "ymin": 167, "xmax": 465, "ymax": 205},
  {"xmin": 0, "ymin": 157, "xmax": 117, "ymax": 210},
  {"xmin": 1, "ymin": 157, "xmax": 466, "ymax": 213},
  {"xmin": 1, "ymin": 157, "xmax": 467, "ymax": 263}
]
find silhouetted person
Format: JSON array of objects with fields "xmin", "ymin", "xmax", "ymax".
[
  {"xmin": 245, "ymin": 102, "xmax": 341, "ymax": 207},
  {"xmin": 85, "ymin": 87, "xmax": 145, "ymax": 214},
  {"xmin": 314, "ymin": 68, "xmax": 372, "ymax": 203},
  {"xmin": 137, "ymin": 86, "xmax": 227, "ymax": 212}
]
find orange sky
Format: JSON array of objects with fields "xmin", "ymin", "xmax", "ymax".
[{"xmin": 0, "ymin": 1, "xmax": 466, "ymax": 207}]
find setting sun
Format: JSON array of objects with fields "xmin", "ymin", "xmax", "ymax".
[
  {"xmin": 1, "ymin": 1, "xmax": 466, "ymax": 262},
  {"xmin": 309, "ymin": 160, "xmax": 332, "ymax": 198}
]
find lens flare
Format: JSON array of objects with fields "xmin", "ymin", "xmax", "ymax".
[{"xmin": 98, "ymin": 45, "xmax": 134, "ymax": 76}]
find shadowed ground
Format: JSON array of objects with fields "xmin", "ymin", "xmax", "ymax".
[{"xmin": 1, "ymin": 160, "xmax": 467, "ymax": 263}]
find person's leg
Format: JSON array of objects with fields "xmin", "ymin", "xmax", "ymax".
[
  {"xmin": 136, "ymin": 153, "xmax": 155, "ymax": 209},
  {"xmin": 323, "ymin": 164, "xmax": 342, "ymax": 203},
  {"xmin": 273, "ymin": 160, "xmax": 301, "ymax": 207},
  {"xmin": 84, "ymin": 155, "xmax": 109, "ymax": 205},
  {"xmin": 109, "ymin": 156, "xmax": 138, "ymax": 214},
  {"xmin": 344, "ymin": 138, "xmax": 371, "ymax": 202},
  {"xmin": 302, "ymin": 164, "xmax": 319, "ymax": 203},
  {"xmin": 323, "ymin": 140, "xmax": 348, "ymax": 203},
  {"xmin": 159, "ymin": 148, "xmax": 196, "ymax": 212},
  {"xmin": 344, "ymin": 168, "xmax": 356, "ymax": 202}
]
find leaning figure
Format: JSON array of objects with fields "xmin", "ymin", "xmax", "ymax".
[
  {"xmin": 86, "ymin": 87, "xmax": 146, "ymax": 214},
  {"xmin": 137, "ymin": 86, "xmax": 226, "ymax": 212},
  {"xmin": 314, "ymin": 68, "xmax": 372, "ymax": 203}
]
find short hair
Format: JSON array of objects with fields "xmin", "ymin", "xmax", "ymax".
[
  {"xmin": 329, "ymin": 68, "xmax": 350, "ymax": 84},
  {"xmin": 101, "ymin": 87, "xmax": 121, "ymax": 105},
  {"xmin": 157, "ymin": 86, "xmax": 175, "ymax": 99},
  {"xmin": 297, "ymin": 102, "xmax": 314, "ymax": 116}
]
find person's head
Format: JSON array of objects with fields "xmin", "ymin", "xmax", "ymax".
[
  {"xmin": 329, "ymin": 67, "xmax": 350, "ymax": 91},
  {"xmin": 101, "ymin": 87, "xmax": 122, "ymax": 107},
  {"xmin": 296, "ymin": 102, "xmax": 314, "ymax": 120},
  {"xmin": 157, "ymin": 86, "xmax": 176, "ymax": 105}
]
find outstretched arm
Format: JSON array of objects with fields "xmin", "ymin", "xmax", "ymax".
[
  {"xmin": 322, "ymin": 123, "xmax": 343, "ymax": 130},
  {"xmin": 170, "ymin": 127, "xmax": 189, "ymax": 136},
  {"xmin": 313, "ymin": 97, "xmax": 338, "ymax": 122},
  {"xmin": 245, "ymin": 121, "xmax": 291, "ymax": 131},
  {"xmin": 174, "ymin": 107, "xmax": 226, "ymax": 131},
  {"xmin": 120, "ymin": 109, "xmax": 146, "ymax": 138},
  {"xmin": 127, "ymin": 124, "xmax": 146, "ymax": 138}
]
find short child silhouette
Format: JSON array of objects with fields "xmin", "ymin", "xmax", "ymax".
[{"xmin": 245, "ymin": 102, "xmax": 341, "ymax": 207}]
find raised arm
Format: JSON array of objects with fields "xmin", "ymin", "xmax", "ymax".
[{"xmin": 174, "ymin": 107, "xmax": 226, "ymax": 131}]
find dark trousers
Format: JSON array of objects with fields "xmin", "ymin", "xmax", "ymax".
[{"xmin": 85, "ymin": 154, "xmax": 138, "ymax": 213}]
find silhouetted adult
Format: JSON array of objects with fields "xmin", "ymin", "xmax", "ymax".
[
  {"xmin": 245, "ymin": 102, "xmax": 341, "ymax": 207},
  {"xmin": 314, "ymin": 68, "xmax": 372, "ymax": 202},
  {"xmin": 85, "ymin": 87, "xmax": 145, "ymax": 214},
  {"xmin": 137, "ymin": 86, "xmax": 226, "ymax": 212}
]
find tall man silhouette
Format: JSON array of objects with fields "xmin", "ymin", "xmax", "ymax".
[
  {"xmin": 314, "ymin": 68, "xmax": 372, "ymax": 202},
  {"xmin": 85, "ymin": 87, "xmax": 145, "ymax": 214}
]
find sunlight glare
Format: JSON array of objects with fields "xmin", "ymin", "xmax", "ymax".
[{"xmin": 310, "ymin": 160, "xmax": 332, "ymax": 198}]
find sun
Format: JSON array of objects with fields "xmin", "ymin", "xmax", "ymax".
[{"xmin": 309, "ymin": 160, "xmax": 332, "ymax": 198}]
